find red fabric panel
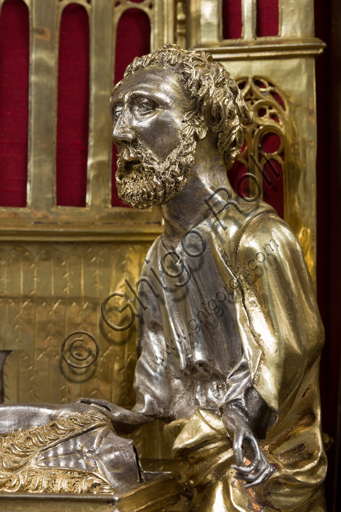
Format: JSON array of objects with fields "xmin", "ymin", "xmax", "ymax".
[
  {"xmin": 0, "ymin": 0, "xmax": 29, "ymax": 207},
  {"xmin": 222, "ymin": 0, "xmax": 242, "ymax": 39},
  {"xmin": 229, "ymin": 161, "xmax": 245, "ymax": 198},
  {"xmin": 111, "ymin": 8, "xmax": 151, "ymax": 207},
  {"xmin": 261, "ymin": 158, "xmax": 283, "ymax": 217},
  {"xmin": 229, "ymin": 131, "xmax": 284, "ymax": 219},
  {"xmin": 256, "ymin": 0, "xmax": 279, "ymax": 37},
  {"xmin": 260, "ymin": 132, "xmax": 284, "ymax": 218},
  {"xmin": 229, "ymin": 161, "xmax": 284, "ymax": 219},
  {"xmin": 56, "ymin": 4, "xmax": 89, "ymax": 207}
]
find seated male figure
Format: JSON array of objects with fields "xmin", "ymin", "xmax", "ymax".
[{"xmin": 0, "ymin": 46, "xmax": 327, "ymax": 511}]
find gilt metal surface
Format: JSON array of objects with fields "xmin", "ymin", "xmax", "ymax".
[
  {"xmin": 0, "ymin": 42, "xmax": 326, "ymax": 511},
  {"xmin": 0, "ymin": 472, "xmax": 182, "ymax": 512},
  {"xmin": 0, "ymin": 242, "xmax": 148, "ymax": 405},
  {"xmin": 0, "ymin": 2, "xmax": 324, "ymax": 511}
]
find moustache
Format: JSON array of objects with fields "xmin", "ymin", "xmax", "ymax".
[{"xmin": 118, "ymin": 140, "xmax": 153, "ymax": 163}]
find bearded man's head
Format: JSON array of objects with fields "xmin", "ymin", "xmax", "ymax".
[{"xmin": 110, "ymin": 45, "xmax": 250, "ymax": 209}]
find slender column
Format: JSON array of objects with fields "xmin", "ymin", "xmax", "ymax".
[
  {"xmin": 87, "ymin": 0, "xmax": 113, "ymax": 209},
  {"xmin": 200, "ymin": 0, "xmax": 219, "ymax": 43},
  {"xmin": 281, "ymin": 0, "xmax": 314, "ymax": 37},
  {"xmin": 242, "ymin": 0, "xmax": 256, "ymax": 40},
  {"xmin": 29, "ymin": 0, "xmax": 58, "ymax": 211}
]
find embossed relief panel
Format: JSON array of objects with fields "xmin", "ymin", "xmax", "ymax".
[
  {"xmin": 0, "ymin": 242, "xmax": 150, "ymax": 405},
  {"xmin": 0, "ymin": 240, "xmax": 180, "ymax": 482}
]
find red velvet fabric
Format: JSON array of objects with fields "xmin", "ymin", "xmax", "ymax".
[
  {"xmin": 0, "ymin": 0, "xmax": 29, "ymax": 207},
  {"xmin": 223, "ymin": 0, "xmax": 279, "ymax": 39},
  {"xmin": 223, "ymin": 0, "xmax": 242, "ymax": 39},
  {"xmin": 56, "ymin": 3, "xmax": 89, "ymax": 207},
  {"xmin": 256, "ymin": 0, "xmax": 279, "ymax": 37}
]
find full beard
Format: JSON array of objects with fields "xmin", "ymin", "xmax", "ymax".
[{"xmin": 115, "ymin": 131, "xmax": 197, "ymax": 209}]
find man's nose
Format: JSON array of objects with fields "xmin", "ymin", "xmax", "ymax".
[{"xmin": 112, "ymin": 113, "xmax": 135, "ymax": 146}]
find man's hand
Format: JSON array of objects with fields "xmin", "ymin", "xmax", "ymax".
[
  {"xmin": 222, "ymin": 406, "xmax": 273, "ymax": 488},
  {"xmin": 76, "ymin": 397, "xmax": 119, "ymax": 419},
  {"xmin": 76, "ymin": 397, "xmax": 153, "ymax": 434}
]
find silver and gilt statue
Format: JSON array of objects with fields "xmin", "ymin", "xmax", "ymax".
[{"xmin": 0, "ymin": 46, "xmax": 327, "ymax": 511}]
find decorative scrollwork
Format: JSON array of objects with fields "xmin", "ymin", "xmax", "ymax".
[{"xmin": 0, "ymin": 412, "xmax": 114, "ymax": 494}]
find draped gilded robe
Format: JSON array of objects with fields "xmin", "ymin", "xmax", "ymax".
[{"xmin": 132, "ymin": 194, "xmax": 327, "ymax": 512}]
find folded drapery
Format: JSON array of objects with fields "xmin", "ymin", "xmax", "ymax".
[{"xmin": 164, "ymin": 407, "xmax": 326, "ymax": 512}]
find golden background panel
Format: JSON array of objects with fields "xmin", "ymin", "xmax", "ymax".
[{"xmin": 0, "ymin": 241, "xmax": 150, "ymax": 406}]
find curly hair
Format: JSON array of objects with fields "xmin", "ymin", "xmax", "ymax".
[{"xmin": 113, "ymin": 44, "xmax": 250, "ymax": 167}]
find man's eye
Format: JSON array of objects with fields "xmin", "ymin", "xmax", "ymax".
[
  {"xmin": 112, "ymin": 107, "xmax": 122, "ymax": 122},
  {"xmin": 132, "ymin": 98, "xmax": 157, "ymax": 115}
]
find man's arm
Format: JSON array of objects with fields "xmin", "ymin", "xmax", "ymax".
[
  {"xmin": 212, "ymin": 210, "xmax": 324, "ymax": 487},
  {"xmin": 222, "ymin": 391, "xmax": 274, "ymax": 487},
  {"xmin": 218, "ymin": 357, "xmax": 274, "ymax": 487},
  {"xmin": 213, "ymin": 210, "xmax": 324, "ymax": 417}
]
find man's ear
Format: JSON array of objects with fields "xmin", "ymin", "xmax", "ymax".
[
  {"xmin": 196, "ymin": 124, "xmax": 207, "ymax": 140},
  {"xmin": 193, "ymin": 111, "xmax": 208, "ymax": 140},
  {"xmin": 182, "ymin": 110, "xmax": 207, "ymax": 139}
]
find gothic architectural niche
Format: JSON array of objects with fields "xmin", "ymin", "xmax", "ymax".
[{"xmin": 233, "ymin": 77, "xmax": 287, "ymax": 206}]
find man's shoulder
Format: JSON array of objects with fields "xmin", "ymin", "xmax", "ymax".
[
  {"xmin": 210, "ymin": 197, "xmax": 275, "ymax": 251},
  {"xmin": 211, "ymin": 197, "xmax": 303, "ymax": 268},
  {"xmin": 140, "ymin": 235, "xmax": 163, "ymax": 276},
  {"xmin": 237, "ymin": 207, "xmax": 299, "ymax": 258}
]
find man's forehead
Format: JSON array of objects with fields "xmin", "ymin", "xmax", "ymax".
[{"xmin": 111, "ymin": 66, "xmax": 190, "ymax": 107}]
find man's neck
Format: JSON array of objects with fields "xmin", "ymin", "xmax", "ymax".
[{"xmin": 161, "ymin": 137, "xmax": 233, "ymax": 240}]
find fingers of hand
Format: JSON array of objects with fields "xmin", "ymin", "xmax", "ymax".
[
  {"xmin": 76, "ymin": 397, "xmax": 104, "ymax": 405},
  {"xmin": 233, "ymin": 430, "xmax": 260, "ymax": 474},
  {"xmin": 245, "ymin": 432, "xmax": 261, "ymax": 460},
  {"xmin": 244, "ymin": 464, "xmax": 274, "ymax": 488},
  {"xmin": 76, "ymin": 398, "xmax": 112, "ymax": 411},
  {"xmin": 234, "ymin": 434, "xmax": 244, "ymax": 467},
  {"xmin": 235, "ymin": 459, "xmax": 273, "ymax": 487},
  {"xmin": 231, "ymin": 460, "xmax": 257, "ymax": 475},
  {"xmin": 90, "ymin": 403, "xmax": 111, "ymax": 413}
]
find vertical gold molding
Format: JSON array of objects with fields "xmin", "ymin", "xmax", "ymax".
[
  {"xmin": 175, "ymin": 1, "xmax": 187, "ymax": 49},
  {"xmin": 88, "ymin": 0, "xmax": 112, "ymax": 210},
  {"xmin": 29, "ymin": 0, "xmax": 57, "ymax": 212},
  {"xmin": 242, "ymin": 0, "xmax": 256, "ymax": 40},
  {"xmin": 188, "ymin": 0, "xmax": 200, "ymax": 47},
  {"xmin": 162, "ymin": 0, "xmax": 176, "ymax": 46},
  {"xmin": 281, "ymin": 0, "xmax": 314, "ymax": 37},
  {"xmin": 200, "ymin": 0, "xmax": 219, "ymax": 43}
]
